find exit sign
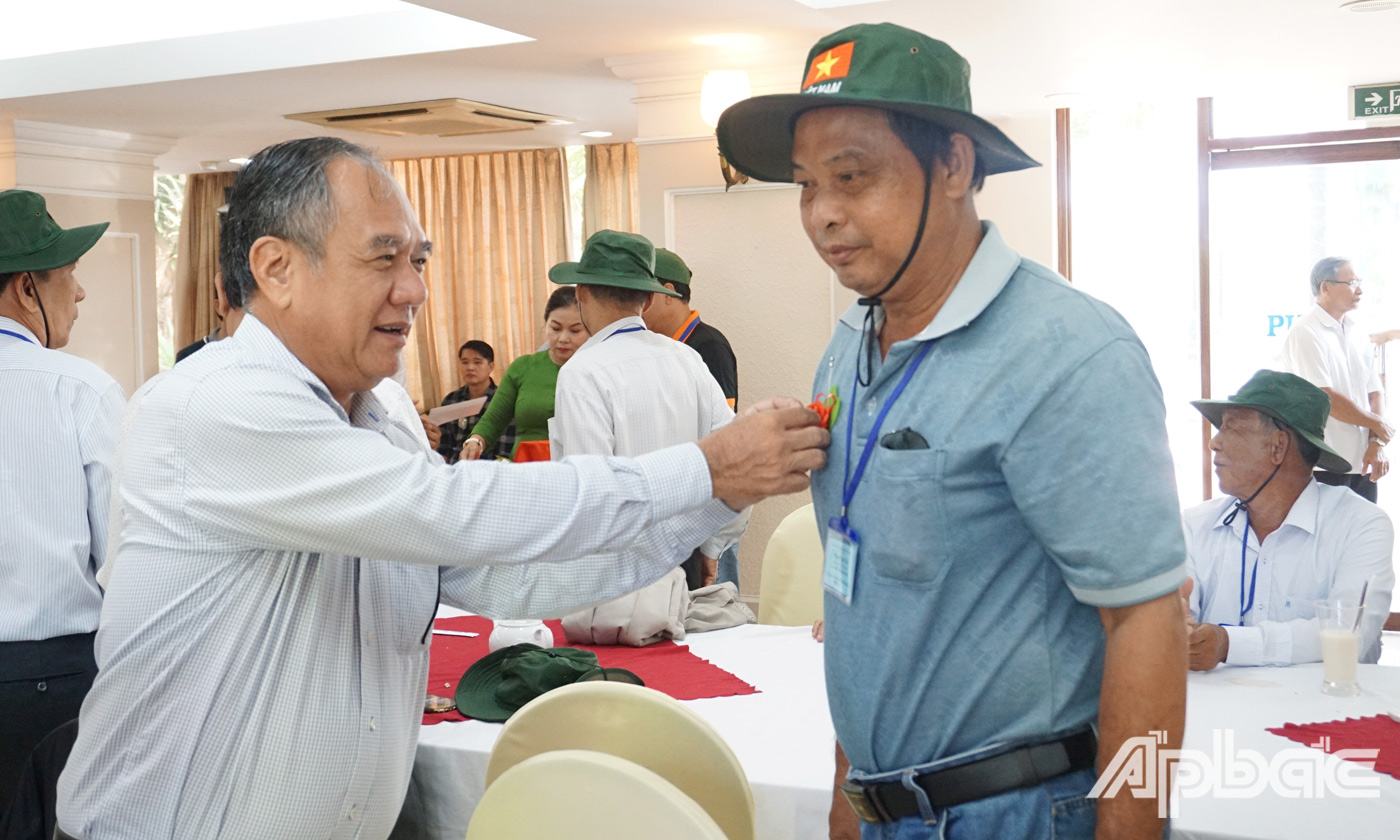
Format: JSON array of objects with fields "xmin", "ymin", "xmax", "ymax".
[{"xmin": 1351, "ymin": 82, "xmax": 1400, "ymax": 119}]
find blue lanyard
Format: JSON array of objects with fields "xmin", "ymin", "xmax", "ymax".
[
  {"xmin": 605, "ymin": 325, "xmax": 646, "ymax": 341},
  {"xmin": 0, "ymin": 328, "xmax": 35, "ymax": 344},
  {"xmin": 839, "ymin": 341, "xmax": 934, "ymax": 521},
  {"xmin": 1235, "ymin": 512, "xmax": 1259, "ymax": 626}
]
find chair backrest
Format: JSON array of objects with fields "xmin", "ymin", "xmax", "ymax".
[
  {"xmin": 757, "ymin": 502, "xmax": 824, "ymax": 626},
  {"xmin": 485, "ymin": 681, "xmax": 754, "ymax": 840},
  {"xmin": 467, "ymin": 749, "xmax": 728, "ymax": 840}
]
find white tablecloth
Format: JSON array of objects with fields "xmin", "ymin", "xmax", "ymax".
[
  {"xmin": 1171, "ymin": 663, "xmax": 1400, "ymax": 839},
  {"xmin": 407, "ymin": 617, "xmax": 835, "ymax": 840}
]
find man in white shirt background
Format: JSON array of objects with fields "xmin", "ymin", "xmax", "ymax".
[
  {"xmin": 1282, "ymin": 256, "xmax": 1391, "ymax": 502},
  {"xmin": 0, "ymin": 190, "xmax": 121, "ymax": 820},
  {"xmin": 1182, "ymin": 370, "xmax": 1393, "ymax": 670},
  {"xmin": 549, "ymin": 230, "xmax": 747, "ymax": 589}
]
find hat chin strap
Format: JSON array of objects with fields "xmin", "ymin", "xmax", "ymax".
[
  {"xmin": 26, "ymin": 276, "xmax": 52, "ymax": 349},
  {"xmin": 1222, "ymin": 461, "xmax": 1283, "ymax": 528},
  {"xmin": 854, "ymin": 166, "xmax": 934, "ymax": 387}
]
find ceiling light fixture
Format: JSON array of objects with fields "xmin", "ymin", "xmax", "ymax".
[
  {"xmin": 1341, "ymin": 0, "xmax": 1399, "ymax": 10},
  {"xmin": 199, "ymin": 161, "xmax": 222, "ymax": 171},
  {"xmin": 690, "ymin": 33, "xmax": 762, "ymax": 48},
  {"xmin": 700, "ymin": 70, "xmax": 751, "ymax": 129},
  {"xmin": 580, "ymin": 130, "xmax": 613, "ymax": 138},
  {"xmin": 228, "ymin": 157, "xmax": 252, "ymax": 166}
]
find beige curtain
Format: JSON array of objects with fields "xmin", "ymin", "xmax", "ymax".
[
  {"xmin": 390, "ymin": 149, "xmax": 572, "ymax": 407},
  {"xmin": 583, "ymin": 142, "xmax": 640, "ymax": 237},
  {"xmin": 173, "ymin": 172, "xmax": 237, "ymax": 349}
]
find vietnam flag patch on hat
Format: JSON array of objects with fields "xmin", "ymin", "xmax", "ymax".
[{"xmin": 802, "ymin": 41, "xmax": 854, "ymax": 90}]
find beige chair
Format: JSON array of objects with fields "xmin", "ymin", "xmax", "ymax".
[
  {"xmin": 757, "ymin": 502, "xmax": 824, "ymax": 626},
  {"xmin": 467, "ymin": 749, "xmax": 727, "ymax": 840},
  {"xmin": 485, "ymin": 681, "xmax": 754, "ymax": 840}
]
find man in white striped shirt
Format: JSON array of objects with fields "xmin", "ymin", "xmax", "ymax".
[
  {"xmin": 56, "ymin": 138, "xmax": 826, "ymax": 840},
  {"xmin": 549, "ymin": 230, "xmax": 748, "ymax": 588},
  {"xmin": 0, "ymin": 190, "xmax": 120, "ymax": 819}
]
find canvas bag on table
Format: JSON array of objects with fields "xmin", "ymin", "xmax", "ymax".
[{"xmin": 562, "ymin": 568, "xmax": 689, "ymax": 646}]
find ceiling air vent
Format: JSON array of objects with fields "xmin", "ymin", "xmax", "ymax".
[{"xmin": 285, "ymin": 98, "xmax": 572, "ymax": 138}]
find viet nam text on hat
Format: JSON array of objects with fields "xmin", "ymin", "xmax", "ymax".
[{"xmin": 716, "ymin": 22, "xmax": 1039, "ymax": 184}]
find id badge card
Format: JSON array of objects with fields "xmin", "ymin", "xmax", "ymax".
[{"xmin": 823, "ymin": 516, "xmax": 859, "ymax": 604}]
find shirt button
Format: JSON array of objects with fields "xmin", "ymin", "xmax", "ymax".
[
  {"xmin": 369, "ymin": 717, "xmax": 377, "ymax": 731},
  {"xmin": 364, "ymin": 631, "xmax": 373, "ymax": 644},
  {"xmin": 348, "ymin": 807, "xmax": 358, "ymax": 821},
  {"xmin": 867, "ymin": 398, "xmax": 877, "ymax": 414}
]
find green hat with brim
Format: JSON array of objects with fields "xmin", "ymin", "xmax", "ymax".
[
  {"xmin": 1191, "ymin": 369, "xmax": 1350, "ymax": 474},
  {"xmin": 654, "ymin": 248, "xmax": 692, "ymax": 288},
  {"xmin": 0, "ymin": 190, "xmax": 109, "ymax": 274},
  {"xmin": 549, "ymin": 229, "xmax": 681, "ymax": 298},
  {"xmin": 455, "ymin": 643, "xmax": 644, "ymax": 723},
  {"xmin": 716, "ymin": 23, "xmax": 1040, "ymax": 184}
]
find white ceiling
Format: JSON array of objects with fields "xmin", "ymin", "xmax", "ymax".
[{"xmin": 1, "ymin": 0, "xmax": 1398, "ymax": 173}]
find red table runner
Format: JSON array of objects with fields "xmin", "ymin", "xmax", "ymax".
[
  {"xmin": 1267, "ymin": 715, "xmax": 1400, "ymax": 781},
  {"xmin": 423, "ymin": 615, "xmax": 759, "ymax": 724}
]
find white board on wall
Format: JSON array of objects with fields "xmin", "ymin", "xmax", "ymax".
[
  {"xmin": 62, "ymin": 232, "xmax": 142, "ymax": 396},
  {"xmin": 668, "ymin": 183, "xmax": 854, "ymax": 597}
]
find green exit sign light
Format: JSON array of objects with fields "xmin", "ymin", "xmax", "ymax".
[{"xmin": 1351, "ymin": 83, "xmax": 1400, "ymax": 119}]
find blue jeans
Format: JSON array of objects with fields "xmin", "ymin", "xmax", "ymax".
[
  {"xmin": 715, "ymin": 545, "xmax": 740, "ymax": 588},
  {"xmin": 858, "ymin": 767, "xmax": 1098, "ymax": 840}
]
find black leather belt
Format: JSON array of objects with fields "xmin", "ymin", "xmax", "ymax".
[{"xmin": 840, "ymin": 730, "xmax": 1097, "ymax": 824}]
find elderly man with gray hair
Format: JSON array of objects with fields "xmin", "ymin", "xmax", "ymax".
[
  {"xmin": 55, "ymin": 137, "xmax": 828, "ymax": 840},
  {"xmin": 1282, "ymin": 256, "xmax": 1391, "ymax": 502}
]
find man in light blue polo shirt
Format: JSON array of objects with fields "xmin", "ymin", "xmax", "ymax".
[{"xmin": 719, "ymin": 23, "xmax": 1188, "ymax": 840}]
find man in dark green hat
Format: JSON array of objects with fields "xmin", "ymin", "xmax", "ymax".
[
  {"xmin": 643, "ymin": 246, "xmax": 742, "ymax": 587},
  {"xmin": 0, "ymin": 189, "xmax": 121, "ymax": 814},
  {"xmin": 549, "ymin": 230, "xmax": 747, "ymax": 590},
  {"xmin": 1182, "ymin": 369, "xmax": 1392, "ymax": 672},
  {"xmin": 718, "ymin": 23, "xmax": 1187, "ymax": 839}
]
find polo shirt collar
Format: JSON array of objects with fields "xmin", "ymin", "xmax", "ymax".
[
  {"xmin": 0, "ymin": 315, "xmax": 40, "ymax": 345},
  {"xmin": 579, "ymin": 314, "xmax": 646, "ymax": 352},
  {"xmin": 837, "ymin": 221, "xmax": 1021, "ymax": 341},
  {"xmin": 1309, "ymin": 302, "xmax": 1351, "ymax": 333},
  {"xmin": 1213, "ymin": 478, "xmax": 1320, "ymax": 538}
]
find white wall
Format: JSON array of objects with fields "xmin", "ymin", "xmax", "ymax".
[
  {"xmin": 0, "ymin": 120, "xmax": 173, "ymax": 395},
  {"xmin": 640, "ymin": 137, "xmax": 852, "ymax": 599}
]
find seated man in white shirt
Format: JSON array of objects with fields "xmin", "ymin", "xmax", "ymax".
[
  {"xmin": 549, "ymin": 230, "xmax": 747, "ymax": 589},
  {"xmin": 1183, "ymin": 369, "xmax": 1394, "ymax": 670}
]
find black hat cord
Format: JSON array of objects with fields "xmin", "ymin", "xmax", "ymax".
[
  {"xmin": 1221, "ymin": 461, "xmax": 1283, "ymax": 528},
  {"xmin": 26, "ymin": 274, "xmax": 52, "ymax": 349},
  {"xmin": 854, "ymin": 164, "xmax": 934, "ymax": 388}
]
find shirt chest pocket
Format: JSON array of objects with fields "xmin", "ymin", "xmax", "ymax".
[
  {"xmin": 370, "ymin": 562, "xmax": 441, "ymax": 653},
  {"xmin": 860, "ymin": 447, "xmax": 953, "ymax": 588}
]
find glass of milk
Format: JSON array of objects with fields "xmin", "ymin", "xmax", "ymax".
[{"xmin": 1316, "ymin": 599, "xmax": 1363, "ymax": 697}]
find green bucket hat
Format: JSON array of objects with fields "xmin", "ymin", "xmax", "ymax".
[
  {"xmin": 1191, "ymin": 369, "xmax": 1350, "ymax": 473},
  {"xmin": 654, "ymin": 248, "xmax": 692, "ymax": 288},
  {"xmin": 0, "ymin": 190, "xmax": 109, "ymax": 274},
  {"xmin": 455, "ymin": 644, "xmax": 644, "ymax": 723},
  {"xmin": 549, "ymin": 230, "xmax": 681, "ymax": 298},
  {"xmin": 716, "ymin": 23, "xmax": 1040, "ymax": 184}
]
